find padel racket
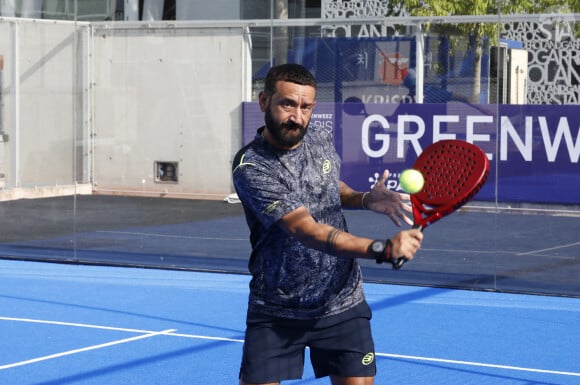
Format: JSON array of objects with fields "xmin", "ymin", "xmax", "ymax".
[{"xmin": 392, "ymin": 139, "xmax": 490, "ymax": 269}]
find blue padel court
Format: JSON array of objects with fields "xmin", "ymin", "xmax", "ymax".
[
  {"xmin": 1, "ymin": 259, "xmax": 579, "ymax": 385},
  {"xmin": 1, "ymin": 196, "xmax": 579, "ymax": 384}
]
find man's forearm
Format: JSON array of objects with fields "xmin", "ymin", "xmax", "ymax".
[{"xmin": 339, "ymin": 181, "xmax": 367, "ymax": 210}]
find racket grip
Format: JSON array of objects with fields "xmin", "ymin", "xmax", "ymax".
[
  {"xmin": 391, "ymin": 257, "xmax": 406, "ymax": 269},
  {"xmin": 391, "ymin": 224, "xmax": 423, "ymax": 269}
]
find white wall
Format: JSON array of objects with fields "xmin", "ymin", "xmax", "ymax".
[
  {"xmin": 91, "ymin": 25, "xmax": 251, "ymax": 199},
  {"xmin": 0, "ymin": 19, "xmax": 84, "ymax": 190},
  {"xmin": 0, "ymin": 19, "xmax": 252, "ymax": 200}
]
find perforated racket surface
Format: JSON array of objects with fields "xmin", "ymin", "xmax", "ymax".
[{"xmin": 392, "ymin": 140, "xmax": 490, "ymax": 269}]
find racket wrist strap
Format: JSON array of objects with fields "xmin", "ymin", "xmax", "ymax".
[
  {"xmin": 384, "ymin": 239, "xmax": 393, "ymax": 263},
  {"xmin": 372, "ymin": 239, "xmax": 393, "ymax": 264}
]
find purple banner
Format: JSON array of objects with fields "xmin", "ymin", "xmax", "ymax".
[{"xmin": 242, "ymin": 102, "xmax": 580, "ymax": 205}]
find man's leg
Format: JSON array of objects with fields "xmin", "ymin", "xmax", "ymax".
[{"xmin": 330, "ymin": 375, "xmax": 374, "ymax": 385}]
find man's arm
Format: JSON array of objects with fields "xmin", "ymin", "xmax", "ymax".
[
  {"xmin": 339, "ymin": 181, "xmax": 367, "ymax": 209},
  {"xmin": 278, "ymin": 206, "xmax": 422, "ymax": 262}
]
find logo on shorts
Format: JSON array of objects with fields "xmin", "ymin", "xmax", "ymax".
[{"xmin": 362, "ymin": 352, "xmax": 375, "ymax": 365}]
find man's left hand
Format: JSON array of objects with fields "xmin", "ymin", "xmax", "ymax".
[{"xmin": 364, "ymin": 170, "xmax": 413, "ymax": 227}]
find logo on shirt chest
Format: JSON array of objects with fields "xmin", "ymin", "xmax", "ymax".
[{"xmin": 322, "ymin": 159, "xmax": 332, "ymax": 174}]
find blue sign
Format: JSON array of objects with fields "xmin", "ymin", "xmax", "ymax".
[{"xmin": 242, "ymin": 102, "xmax": 580, "ymax": 205}]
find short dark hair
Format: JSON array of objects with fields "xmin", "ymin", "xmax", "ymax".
[{"xmin": 263, "ymin": 64, "xmax": 317, "ymax": 96}]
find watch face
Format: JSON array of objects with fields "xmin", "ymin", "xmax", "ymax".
[{"xmin": 371, "ymin": 241, "xmax": 385, "ymax": 254}]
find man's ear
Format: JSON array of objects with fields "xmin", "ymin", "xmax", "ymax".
[{"xmin": 258, "ymin": 91, "xmax": 269, "ymax": 112}]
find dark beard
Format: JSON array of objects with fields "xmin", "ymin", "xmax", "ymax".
[{"xmin": 264, "ymin": 107, "xmax": 308, "ymax": 148}]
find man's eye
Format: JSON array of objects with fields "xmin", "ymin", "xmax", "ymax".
[{"xmin": 279, "ymin": 102, "xmax": 313, "ymax": 113}]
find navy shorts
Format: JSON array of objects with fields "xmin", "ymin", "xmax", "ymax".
[{"xmin": 239, "ymin": 301, "xmax": 376, "ymax": 383}]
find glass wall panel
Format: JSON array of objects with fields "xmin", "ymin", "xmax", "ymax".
[{"xmin": 1, "ymin": 1, "xmax": 579, "ymax": 297}]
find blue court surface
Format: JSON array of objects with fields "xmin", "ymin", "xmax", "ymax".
[{"xmin": 1, "ymin": 259, "xmax": 579, "ymax": 385}]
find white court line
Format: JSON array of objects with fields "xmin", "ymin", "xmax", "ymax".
[
  {"xmin": 0, "ymin": 316, "xmax": 160, "ymax": 334},
  {"xmin": 377, "ymin": 353, "xmax": 580, "ymax": 377},
  {"xmin": 168, "ymin": 331, "xmax": 244, "ymax": 343},
  {"xmin": 96, "ymin": 230, "xmax": 247, "ymax": 241},
  {"xmin": 0, "ymin": 328, "xmax": 176, "ymax": 370},
  {"xmin": 0, "ymin": 317, "xmax": 243, "ymax": 343},
  {"xmin": 516, "ymin": 241, "xmax": 580, "ymax": 256},
  {"xmin": 1, "ymin": 317, "xmax": 577, "ymax": 377}
]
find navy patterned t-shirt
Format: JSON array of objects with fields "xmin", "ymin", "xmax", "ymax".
[{"xmin": 232, "ymin": 126, "xmax": 365, "ymax": 319}]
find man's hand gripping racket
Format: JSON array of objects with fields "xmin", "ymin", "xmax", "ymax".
[{"xmin": 391, "ymin": 140, "xmax": 490, "ymax": 269}]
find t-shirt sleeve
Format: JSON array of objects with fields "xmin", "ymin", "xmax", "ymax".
[{"xmin": 233, "ymin": 160, "xmax": 303, "ymax": 229}]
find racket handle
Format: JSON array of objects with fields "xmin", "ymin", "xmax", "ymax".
[
  {"xmin": 391, "ymin": 224, "xmax": 423, "ymax": 269},
  {"xmin": 391, "ymin": 257, "xmax": 406, "ymax": 269}
]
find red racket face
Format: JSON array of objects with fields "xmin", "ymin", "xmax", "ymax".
[{"xmin": 411, "ymin": 140, "xmax": 490, "ymax": 227}]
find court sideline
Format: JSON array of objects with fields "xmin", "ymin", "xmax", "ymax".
[{"xmin": 1, "ymin": 259, "xmax": 579, "ymax": 384}]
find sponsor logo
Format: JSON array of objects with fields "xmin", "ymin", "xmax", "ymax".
[
  {"xmin": 262, "ymin": 200, "xmax": 280, "ymax": 215},
  {"xmin": 322, "ymin": 159, "xmax": 332, "ymax": 174},
  {"xmin": 362, "ymin": 352, "xmax": 375, "ymax": 365}
]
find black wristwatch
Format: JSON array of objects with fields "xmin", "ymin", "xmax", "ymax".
[{"xmin": 369, "ymin": 239, "xmax": 392, "ymax": 264}]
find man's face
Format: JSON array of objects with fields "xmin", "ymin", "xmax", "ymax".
[{"xmin": 259, "ymin": 80, "xmax": 316, "ymax": 149}]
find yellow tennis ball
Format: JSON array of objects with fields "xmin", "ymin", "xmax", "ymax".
[{"xmin": 399, "ymin": 169, "xmax": 424, "ymax": 194}]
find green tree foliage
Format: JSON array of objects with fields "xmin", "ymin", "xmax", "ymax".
[
  {"xmin": 402, "ymin": 0, "xmax": 578, "ymax": 18},
  {"xmin": 399, "ymin": 0, "xmax": 578, "ymax": 102}
]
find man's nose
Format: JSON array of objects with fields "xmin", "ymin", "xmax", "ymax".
[{"xmin": 288, "ymin": 107, "xmax": 305, "ymax": 123}]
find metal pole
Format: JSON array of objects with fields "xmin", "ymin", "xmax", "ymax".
[
  {"xmin": 11, "ymin": 22, "xmax": 20, "ymax": 188},
  {"xmin": 415, "ymin": 27, "xmax": 424, "ymax": 103}
]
